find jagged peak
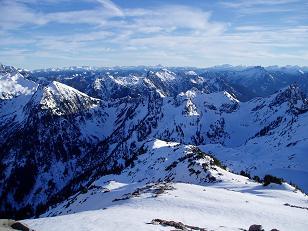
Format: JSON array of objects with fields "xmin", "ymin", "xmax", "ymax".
[
  {"xmin": 154, "ymin": 69, "xmax": 176, "ymax": 81},
  {"xmin": 223, "ymin": 91, "xmax": 239, "ymax": 103},
  {"xmin": 270, "ymin": 84, "xmax": 307, "ymax": 107},
  {"xmin": 184, "ymin": 70, "xmax": 197, "ymax": 76},
  {"xmin": 179, "ymin": 89, "xmax": 239, "ymax": 104},
  {"xmin": 33, "ymin": 81, "xmax": 100, "ymax": 115},
  {"xmin": 179, "ymin": 89, "xmax": 199, "ymax": 98},
  {"xmin": 46, "ymin": 81, "xmax": 93, "ymax": 98},
  {"xmin": 0, "ymin": 69, "xmax": 38, "ymax": 99},
  {"xmin": 0, "ymin": 64, "xmax": 18, "ymax": 74}
]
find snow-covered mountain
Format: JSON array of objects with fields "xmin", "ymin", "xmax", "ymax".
[
  {"xmin": 1, "ymin": 63, "xmax": 308, "ymax": 230},
  {"xmin": 27, "ymin": 64, "xmax": 308, "ymax": 101},
  {"xmin": 25, "ymin": 140, "xmax": 308, "ymax": 231},
  {"xmin": 0, "ymin": 64, "xmax": 37, "ymax": 99}
]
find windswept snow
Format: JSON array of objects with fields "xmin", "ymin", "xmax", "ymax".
[
  {"xmin": 25, "ymin": 139, "xmax": 308, "ymax": 231},
  {"xmin": 152, "ymin": 139, "xmax": 178, "ymax": 149}
]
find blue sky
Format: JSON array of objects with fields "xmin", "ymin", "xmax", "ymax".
[{"xmin": 0, "ymin": 0, "xmax": 307, "ymax": 69}]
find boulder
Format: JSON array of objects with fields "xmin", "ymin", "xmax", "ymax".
[
  {"xmin": 0, "ymin": 219, "xmax": 32, "ymax": 231},
  {"xmin": 248, "ymin": 224, "xmax": 264, "ymax": 231}
]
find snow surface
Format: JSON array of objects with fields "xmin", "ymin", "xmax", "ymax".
[
  {"xmin": 2, "ymin": 65, "xmax": 308, "ymax": 229},
  {"xmin": 37, "ymin": 81, "xmax": 100, "ymax": 115},
  {"xmin": 25, "ymin": 139, "xmax": 308, "ymax": 231},
  {"xmin": 0, "ymin": 72, "xmax": 37, "ymax": 99},
  {"xmin": 25, "ymin": 183, "xmax": 308, "ymax": 231}
]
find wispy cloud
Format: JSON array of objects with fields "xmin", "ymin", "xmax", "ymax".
[
  {"xmin": 221, "ymin": 0, "xmax": 300, "ymax": 8},
  {"xmin": 97, "ymin": 0, "xmax": 124, "ymax": 16},
  {"xmin": 0, "ymin": 0, "xmax": 123, "ymax": 30},
  {"xmin": 0, "ymin": 0, "xmax": 308, "ymax": 68},
  {"xmin": 0, "ymin": 1, "xmax": 45, "ymax": 29},
  {"xmin": 220, "ymin": 0, "xmax": 306, "ymax": 15}
]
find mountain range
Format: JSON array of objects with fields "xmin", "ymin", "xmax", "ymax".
[{"xmin": 0, "ymin": 63, "xmax": 308, "ymax": 230}]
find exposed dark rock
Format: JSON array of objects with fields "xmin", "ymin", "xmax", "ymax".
[
  {"xmin": 284, "ymin": 203, "xmax": 308, "ymax": 211},
  {"xmin": 150, "ymin": 218, "xmax": 207, "ymax": 231},
  {"xmin": 0, "ymin": 219, "xmax": 33, "ymax": 231},
  {"xmin": 248, "ymin": 224, "xmax": 264, "ymax": 231},
  {"xmin": 11, "ymin": 222, "xmax": 32, "ymax": 231}
]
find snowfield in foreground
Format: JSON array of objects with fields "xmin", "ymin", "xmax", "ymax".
[
  {"xmin": 25, "ymin": 182, "xmax": 308, "ymax": 231},
  {"xmin": 24, "ymin": 140, "xmax": 308, "ymax": 231}
]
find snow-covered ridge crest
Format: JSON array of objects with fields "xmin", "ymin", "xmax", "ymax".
[
  {"xmin": 269, "ymin": 84, "xmax": 308, "ymax": 108},
  {"xmin": 27, "ymin": 65, "xmax": 308, "ymax": 102},
  {"xmin": 155, "ymin": 69, "xmax": 176, "ymax": 81},
  {"xmin": 185, "ymin": 70, "xmax": 198, "ymax": 76},
  {"xmin": 37, "ymin": 81, "xmax": 100, "ymax": 115},
  {"xmin": 26, "ymin": 139, "xmax": 308, "ymax": 231},
  {"xmin": 178, "ymin": 89, "xmax": 239, "ymax": 108},
  {"xmin": 40, "ymin": 139, "xmax": 252, "ymax": 217},
  {"xmin": 117, "ymin": 139, "xmax": 236, "ymax": 184},
  {"xmin": 223, "ymin": 91, "xmax": 239, "ymax": 103},
  {"xmin": 0, "ymin": 70, "xmax": 38, "ymax": 99}
]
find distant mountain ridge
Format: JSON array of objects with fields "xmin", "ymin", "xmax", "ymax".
[{"xmin": 24, "ymin": 64, "xmax": 308, "ymax": 101}]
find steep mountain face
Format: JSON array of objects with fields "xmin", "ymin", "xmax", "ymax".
[
  {"xmin": 200, "ymin": 85, "xmax": 308, "ymax": 191},
  {"xmin": 1, "ymin": 64, "xmax": 308, "ymax": 220},
  {"xmin": 0, "ymin": 64, "xmax": 37, "ymax": 99},
  {"xmin": 33, "ymin": 81, "xmax": 101, "ymax": 115},
  {"xmin": 0, "ymin": 69, "xmax": 112, "ymax": 218}
]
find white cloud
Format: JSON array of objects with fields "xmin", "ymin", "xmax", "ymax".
[
  {"xmin": 220, "ymin": 0, "xmax": 306, "ymax": 15},
  {"xmin": 221, "ymin": 0, "xmax": 300, "ymax": 8},
  {"xmin": 97, "ymin": 0, "xmax": 124, "ymax": 16},
  {"xmin": 0, "ymin": 1, "xmax": 46, "ymax": 29},
  {"xmin": 129, "ymin": 6, "xmax": 215, "ymax": 31},
  {"xmin": 1, "ymin": 0, "xmax": 308, "ymax": 68},
  {"xmin": 0, "ymin": 0, "xmax": 124, "ymax": 31}
]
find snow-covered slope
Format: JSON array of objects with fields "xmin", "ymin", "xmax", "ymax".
[
  {"xmin": 0, "ymin": 64, "xmax": 37, "ymax": 99},
  {"xmin": 33, "ymin": 81, "xmax": 100, "ymax": 115},
  {"xmin": 0, "ymin": 77, "xmax": 112, "ymax": 218},
  {"xmin": 25, "ymin": 182, "xmax": 308, "ymax": 231},
  {"xmin": 1, "ymin": 63, "xmax": 308, "ymax": 224},
  {"xmin": 25, "ymin": 140, "xmax": 308, "ymax": 231},
  {"xmin": 198, "ymin": 86, "xmax": 308, "ymax": 192},
  {"xmin": 28, "ymin": 65, "xmax": 308, "ymax": 101},
  {"xmin": 0, "ymin": 65, "xmax": 39, "ymax": 145}
]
